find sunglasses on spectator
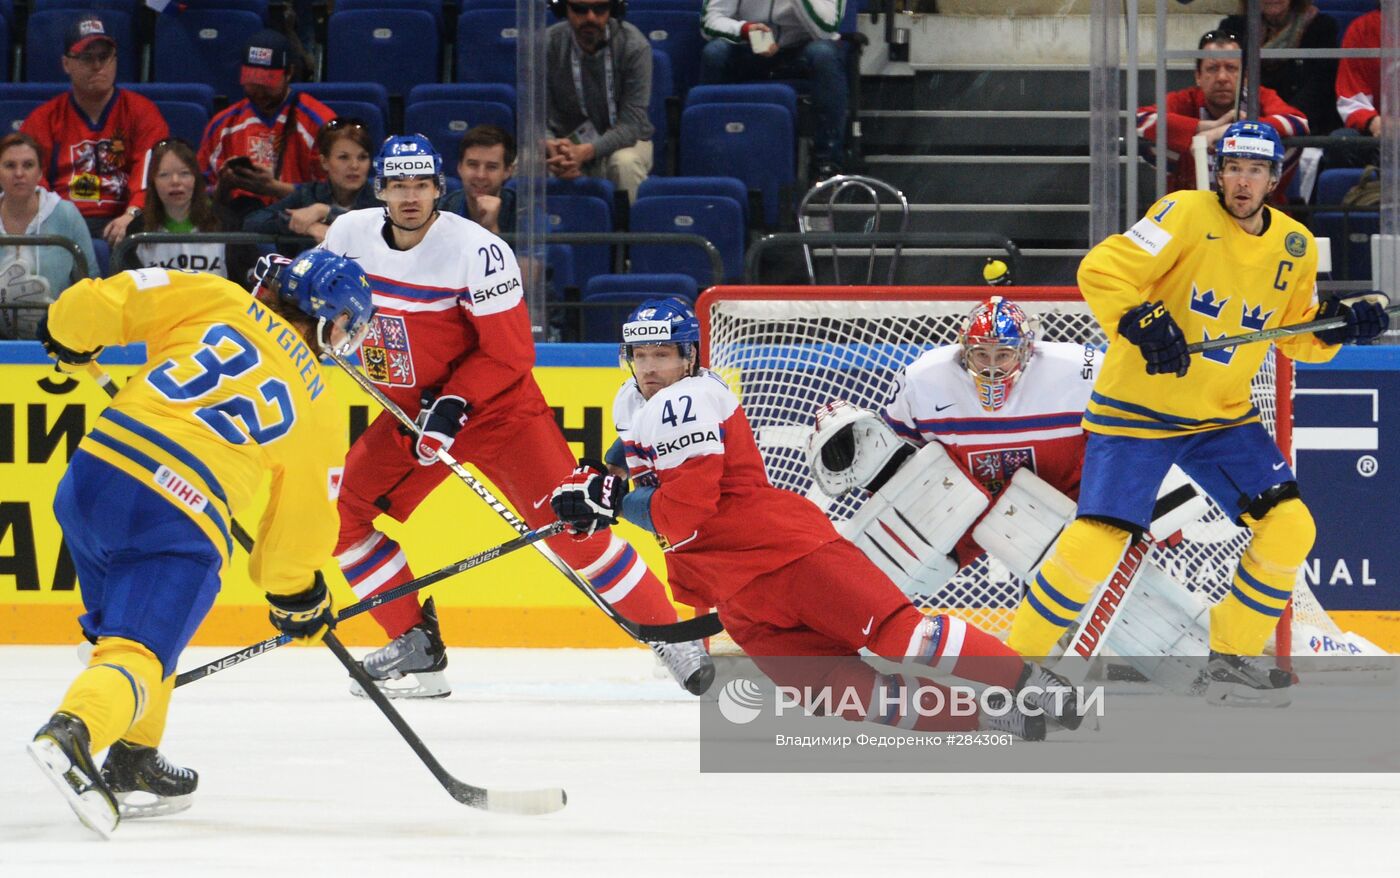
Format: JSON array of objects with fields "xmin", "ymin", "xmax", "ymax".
[
  {"xmin": 153, "ymin": 137, "xmax": 194, "ymax": 151},
  {"xmin": 1197, "ymin": 30, "xmax": 1240, "ymax": 49},
  {"xmin": 568, "ymin": 2, "xmax": 612, "ymax": 16},
  {"xmin": 65, "ymin": 49, "xmax": 116, "ymax": 66},
  {"xmin": 325, "ymin": 117, "xmax": 369, "ymax": 132}
]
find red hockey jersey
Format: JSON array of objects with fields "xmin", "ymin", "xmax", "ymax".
[
  {"xmin": 21, "ymin": 88, "xmax": 168, "ymax": 220},
  {"xmin": 614, "ymin": 370, "xmax": 841, "ymax": 608},
  {"xmin": 1336, "ymin": 10, "xmax": 1381, "ymax": 132},
  {"xmin": 197, "ymin": 92, "xmax": 333, "ymax": 206}
]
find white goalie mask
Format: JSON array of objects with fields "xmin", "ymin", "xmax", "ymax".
[{"xmin": 806, "ymin": 399, "xmax": 906, "ymax": 497}]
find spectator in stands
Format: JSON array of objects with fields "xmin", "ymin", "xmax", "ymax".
[
  {"xmin": 440, "ymin": 124, "xmax": 518, "ymax": 235},
  {"xmin": 700, "ymin": 0, "xmax": 848, "ymax": 181},
  {"xmin": 131, "ymin": 138, "xmax": 227, "ymax": 278},
  {"xmin": 0, "ymin": 133, "xmax": 98, "ymax": 340},
  {"xmin": 198, "ymin": 29, "xmax": 334, "ymax": 230},
  {"xmin": 21, "ymin": 15, "xmax": 169, "ymax": 247},
  {"xmin": 545, "ymin": 0, "xmax": 654, "ymax": 202},
  {"xmin": 243, "ymin": 117, "xmax": 377, "ymax": 244},
  {"xmin": 1219, "ymin": 1, "xmax": 1342, "ymax": 135},
  {"xmin": 1336, "ymin": 9, "xmax": 1382, "ymax": 137},
  {"xmin": 1135, "ymin": 29, "xmax": 1309, "ymax": 204}
]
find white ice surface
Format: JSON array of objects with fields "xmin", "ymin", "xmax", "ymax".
[{"xmin": 0, "ymin": 645, "xmax": 1395, "ymax": 877}]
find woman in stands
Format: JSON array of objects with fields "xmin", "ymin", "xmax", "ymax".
[
  {"xmin": 0, "ymin": 132, "xmax": 98, "ymax": 339},
  {"xmin": 243, "ymin": 117, "xmax": 378, "ymax": 244},
  {"xmin": 133, "ymin": 138, "xmax": 228, "ymax": 278}
]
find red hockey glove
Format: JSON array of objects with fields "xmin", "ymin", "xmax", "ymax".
[
  {"xmin": 550, "ymin": 459, "xmax": 629, "ymax": 536},
  {"xmin": 413, "ymin": 392, "xmax": 470, "ymax": 466}
]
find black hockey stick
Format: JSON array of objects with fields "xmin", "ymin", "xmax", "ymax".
[
  {"xmin": 1185, "ymin": 301, "xmax": 1400, "ymax": 354},
  {"xmin": 323, "ymin": 630, "xmax": 567, "ymax": 815},
  {"xmin": 80, "ymin": 368, "xmax": 566, "ymax": 814},
  {"xmin": 174, "ymin": 522, "xmax": 567, "ymax": 687},
  {"xmin": 86, "ymin": 362, "xmax": 721, "ymax": 644},
  {"xmin": 322, "ymin": 349, "xmax": 725, "ymax": 644}
]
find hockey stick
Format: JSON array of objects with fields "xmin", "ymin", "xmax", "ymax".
[
  {"xmin": 85, "ymin": 361, "xmax": 717, "ymax": 644},
  {"xmin": 323, "ymin": 630, "xmax": 567, "ymax": 815},
  {"xmin": 1185, "ymin": 301, "xmax": 1400, "ymax": 354},
  {"xmin": 1053, "ymin": 485, "xmax": 1201, "ymax": 685},
  {"xmin": 323, "ymin": 349, "xmax": 724, "ymax": 644},
  {"xmin": 174, "ymin": 522, "xmax": 566, "ymax": 687}
]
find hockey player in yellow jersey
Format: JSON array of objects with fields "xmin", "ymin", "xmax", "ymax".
[
  {"xmin": 1005, "ymin": 121, "xmax": 1389, "ymax": 706},
  {"xmin": 27, "ymin": 251, "xmax": 374, "ymax": 837}
]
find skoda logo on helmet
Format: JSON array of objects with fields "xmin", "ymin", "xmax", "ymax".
[
  {"xmin": 622, "ymin": 321, "xmax": 673, "ymax": 342},
  {"xmin": 383, "ymin": 156, "xmax": 435, "ymax": 176}
]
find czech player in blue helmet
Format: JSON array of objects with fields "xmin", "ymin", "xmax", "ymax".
[
  {"xmin": 621, "ymin": 298, "xmax": 700, "ymax": 370},
  {"xmin": 373, "ymin": 134, "xmax": 445, "ymax": 232}
]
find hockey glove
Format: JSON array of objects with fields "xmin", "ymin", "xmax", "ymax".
[
  {"xmin": 1118, "ymin": 301, "xmax": 1190, "ymax": 377},
  {"xmin": 551, "ymin": 458, "xmax": 629, "ymax": 536},
  {"xmin": 413, "ymin": 390, "xmax": 470, "ymax": 466},
  {"xmin": 1315, "ymin": 294, "xmax": 1391, "ymax": 345},
  {"xmin": 36, "ymin": 312, "xmax": 102, "ymax": 374},
  {"xmin": 266, "ymin": 572, "xmax": 336, "ymax": 643}
]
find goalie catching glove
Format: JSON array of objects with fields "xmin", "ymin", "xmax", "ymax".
[
  {"xmin": 806, "ymin": 399, "xmax": 912, "ymax": 497},
  {"xmin": 413, "ymin": 390, "xmax": 470, "ymax": 466},
  {"xmin": 266, "ymin": 572, "xmax": 336, "ymax": 643},
  {"xmin": 551, "ymin": 459, "xmax": 629, "ymax": 536}
]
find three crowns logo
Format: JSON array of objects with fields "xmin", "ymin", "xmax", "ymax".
[
  {"xmin": 1240, "ymin": 302, "xmax": 1275, "ymax": 331},
  {"xmin": 1189, "ymin": 284, "xmax": 1228, "ymax": 319}
]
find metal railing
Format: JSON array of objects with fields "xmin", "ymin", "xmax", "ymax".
[{"xmin": 745, "ymin": 231, "xmax": 1021, "ymax": 285}]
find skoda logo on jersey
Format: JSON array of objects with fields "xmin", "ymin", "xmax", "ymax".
[
  {"xmin": 656, "ymin": 429, "xmax": 721, "ymax": 456},
  {"xmin": 382, "ymin": 156, "xmax": 435, "ymax": 176},
  {"xmin": 623, "ymin": 320, "xmax": 673, "ymax": 342}
]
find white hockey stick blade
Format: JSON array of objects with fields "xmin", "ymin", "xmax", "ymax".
[{"xmin": 480, "ymin": 786, "xmax": 569, "ymax": 816}]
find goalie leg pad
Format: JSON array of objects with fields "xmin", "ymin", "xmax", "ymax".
[
  {"xmin": 838, "ymin": 441, "xmax": 990, "ymax": 597},
  {"xmin": 971, "ymin": 467, "xmax": 1077, "ymax": 581},
  {"xmin": 1102, "ymin": 561, "xmax": 1212, "ymax": 692}
]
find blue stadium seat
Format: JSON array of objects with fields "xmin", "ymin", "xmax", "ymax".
[
  {"xmin": 630, "ymin": 9, "xmax": 705, "ymax": 97},
  {"xmin": 628, "ymin": 194, "xmax": 744, "ymax": 284},
  {"xmin": 0, "ymin": 21, "xmax": 8, "ymax": 82},
  {"xmin": 27, "ymin": 9, "xmax": 137, "ymax": 84},
  {"xmin": 1312, "ymin": 167, "xmax": 1376, "ymax": 280},
  {"xmin": 679, "ymin": 102, "xmax": 793, "ymax": 227},
  {"xmin": 29, "ymin": 1, "xmax": 141, "ymax": 12},
  {"xmin": 1327, "ymin": 9, "xmax": 1369, "ymax": 37},
  {"xmin": 580, "ymin": 290, "xmax": 694, "ymax": 343},
  {"xmin": 685, "ymin": 83, "xmax": 798, "ymax": 124},
  {"xmin": 154, "ymin": 10, "xmax": 265, "ymax": 100},
  {"xmin": 583, "ymin": 272, "xmax": 698, "ymax": 301},
  {"xmin": 648, "ymin": 48, "xmax": 672, "ymax": 175},
  {"xmin": 293, "ymin": 82, "xmax": 392, "ymax": 127},
  {"xmin": 455, "ymin": 10, "xmax": 518, "ymax": 84},
  {"xmin": 636, "ymin": 175, "xmax": 748, "ymax": 224},
  {"xmin": 328, "ymin": 10, "xmax": 439, "ymax": 98},
  {"xmin": 319, "ymin": 101, "xmax": 386, "ymax": 151},
  {"xmin": 546, "ymin": 193, "xmax": 614, "ymax": 288},
  {"xmin": 335, "ymin": 0, "xmax": 444, "ymax": 31},
  {"xmin": 546, "ymin": 175, "xmax": 616, "ymax": 205},
  {"xmin": 154, "ymin": 101, "xmax": 209, "ymax": 147},
  {"xmin": 0, "ymin": 98, "xmax": 42, "ymax": 134},
  {"xmin": 122, "ymin": 82, "xmax": 217, "ymax": 113},
  {"xmin": 0, "ymin": 83, "xmax": 67, "ymax": 102},
  {"xmin": 546, "ymin": 243, "xmax": 576, "ymax": 295},
  {"xmin": 408, "ymin": 82, "xmax": 517, "ymax": 112},
  {"xmin": 404, "ymin": 100, "xmax": 515, "ymax": 170}
]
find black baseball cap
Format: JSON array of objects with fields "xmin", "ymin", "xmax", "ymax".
[
  {"xmin": 241, "ymin": 29, "xmax": 292, "ymax": 86},
  {"xmin": 65, "ymin": 15, "xmax": 117, "ymax": 55}
]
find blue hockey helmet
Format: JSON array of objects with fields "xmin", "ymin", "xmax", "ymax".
[
  {"xmin": 1217, "ymin": 120, "xmax": 1285, "ymax": 172},
  {"xmin": 620, "ymin": 297, "xmax": 700, "ymax": 363},
  {"xmin": 373, "ymin": 133, "xmax": 445, "ymax": 196},
  {"xmin": 958, "ymin": 296, "xmax": 1037, "ymax": 412},
  {"xmin": 276, "ymin": 249, "xmax": 376, "ymax": 356}
]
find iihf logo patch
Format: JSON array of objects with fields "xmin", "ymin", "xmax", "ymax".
[
  {"xmin": 1240, "ymin": 301, "xmax": 1275, "ymax": 331},
  {"xmin": 1189, "ymin": 283, "xmax": 1228, "ymax": 319},
  {"xmin": 360, "ymin": 314, "xmax": 415, "ymax": 387}
]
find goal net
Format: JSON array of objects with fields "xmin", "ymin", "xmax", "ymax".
[{"xmin": 698, "ymin": 285, "xmax": 1359, "ymax": 665}]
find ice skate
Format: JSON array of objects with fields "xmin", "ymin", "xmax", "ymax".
[
  {"xmin": 27, "ymin": 712, "xmax": 119, "ymax": 838},
  {"xmin": 101, "ymin": 740, "xmax": 198, "ymax": 819},
  {"xmin": 350, "ymin": 597, "xmax": 451, "ymax": 699},
  {"xmin": 649, "ymin": 639, "xmax": 716, "ymax": 695},
  {"xmin": 1016, "ymin": 662, "xmax": 1084, "ymax": 730},
  {"xmin": 1204, "ymin": 650, "xmax": 1292, "ymax": 708},
  {"xmin": 979, "ymin": 692, "xmax": 1047, "ymax": 741}
]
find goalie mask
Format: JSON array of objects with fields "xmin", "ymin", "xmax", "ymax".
[
  {"xmin": 959, "ymin": 296, "xmax": 1037, "ymax": 412},
  {"xmin": 806, "ymin": 399, "xmax": 907, "ymax": 497}
]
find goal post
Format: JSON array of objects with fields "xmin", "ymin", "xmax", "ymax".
[{"xmin": 696, "ymin": 284, "xmax": 1339, "ymax": 660}]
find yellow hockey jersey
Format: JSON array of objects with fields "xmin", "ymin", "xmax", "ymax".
[
  {"xmin": 47, "ymin": 268, "xmax": 343, "ymax": 597},
  {"xmin": 1078, "ymin": 190, "xmax": 1338, "ymax": 439}
]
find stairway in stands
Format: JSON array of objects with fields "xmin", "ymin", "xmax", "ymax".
[{"xmin": 856, "ymin": 67, "xmax": 1192, "ymax": 284}]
